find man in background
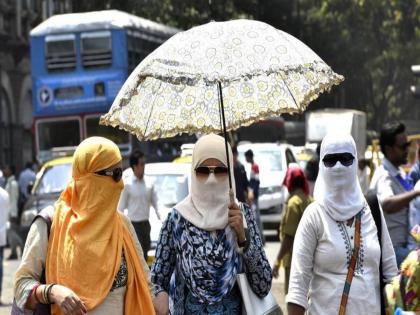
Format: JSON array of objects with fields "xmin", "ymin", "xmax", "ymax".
[
  {"xmin": 18, "ymin": 162, "xmax": 36, "ymax": 211},
  {"xmin": 0, "ymin": 186, "xmax": 8, "ymax": 304},
  {"xmin": 370, "ymin": 122, "xmax": 420, "ymax": 266},
  {"xmin": 245, "ymin": 149, "xmax": 264, "ymax": 241},
  {"xmin": 4, "ymin": 165, "xmax": 22, "ymax": 260},
  {"xmin": 118, "ymin": 150, "xmax": 160, "ymax": 260},
  {"xmin": 232, "ymin": 147, "xmax": 253, "ymax": 205}
]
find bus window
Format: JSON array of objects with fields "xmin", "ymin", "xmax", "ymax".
[
  {"xmin": 37, "ymin": 119, "xmax": 81, "ymax": 151},
  {"xmin": 85, "ymin": 116, "xmax": 129, "ymax": 145},
  {"xmin": 81, "ymin": 31, "xmax": 112, "ymax": 69},
  {"xmin": 127, "ymin": 30, "xmax": 162, "ymax": 73},
  {"xmin": 45, "ymin": 34, "xmax": 76, "ymax": 72}
]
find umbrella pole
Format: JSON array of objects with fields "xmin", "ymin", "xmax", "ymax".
[{"xmin": 217, "ymin": 81, "xmax": 234, "ymax": 204}]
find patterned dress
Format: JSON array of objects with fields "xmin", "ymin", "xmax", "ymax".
[{"xmin": 151, "ymin": 203, "xmax": 272, "ymax": 315}]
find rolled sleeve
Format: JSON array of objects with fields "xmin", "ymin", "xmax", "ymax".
[
  {"xmin": 14, "ymin": 217, "xmax": 48, "ymax": 310},
  {"xmin": 286, "ymin": 204, "xmax": 319, "ymax": 310}
]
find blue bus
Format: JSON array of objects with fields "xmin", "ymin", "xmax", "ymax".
[{"xmin": 30, "ymin": 10, "xmax": 181, "ymax": 162}]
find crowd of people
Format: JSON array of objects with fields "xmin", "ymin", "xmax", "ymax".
[{"xmin": 3, "ymin": 120, "xmax": 420, "ymax": 314}]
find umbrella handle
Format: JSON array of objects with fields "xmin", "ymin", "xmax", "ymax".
[{"xmin": 229, "ymin": 188, "xmax": 235, "ymax": 204}]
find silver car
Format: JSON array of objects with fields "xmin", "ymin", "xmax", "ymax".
[{"xmin": 237, "ymin": 142, "xmax": 297, "ymax": 237}]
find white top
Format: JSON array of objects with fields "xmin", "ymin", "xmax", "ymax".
[
  {"xmin": 5, "ymin": 175, "xmax": 19, "ymax": 218},
  {"xmin": 369, "ymin": 158, "xmax": 409, "ymax": 247},
  {"xmin": 286, "ymin": 202, "xmax": 398, "ymax": 315},
  {"xmin": 118, "ymin": 170, "xmax": 160, "ymax": 222},
  {"xmin": 0, "ymin": 187, "xmax": 9, "ymax": 246}
]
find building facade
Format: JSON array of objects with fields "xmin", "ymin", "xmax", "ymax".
[{"xmin": 0, "ymin": 0, "xmax": 72, "ymax": 170}]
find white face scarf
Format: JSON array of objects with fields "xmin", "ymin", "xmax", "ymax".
[
  {"xmin": 175, "ymin": 134, "xmax": 236, "ymax": 231},
  {"xmin": 313, "ymin": 133, "xmax": 365, "ymax": 221}
]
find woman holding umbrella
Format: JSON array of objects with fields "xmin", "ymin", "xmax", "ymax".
[{"xmin": 151, "ymin": 134, "xmax": 272, "ymax": 315}]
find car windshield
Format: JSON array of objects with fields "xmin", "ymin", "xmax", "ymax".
[
  {"xmin": 35, "ymin": 163, "xmax": 72, "ymax": 194},
  {"xmin": 145, "ymin": 174, "xmax": 188, "ymax": 208},
  {"xmin": 240, "ymin": 150, "xmax": 283, "ymax": 172}
]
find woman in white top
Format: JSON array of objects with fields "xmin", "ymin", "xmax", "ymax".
[{"xmin": 286, "ymin": 133, "xmax": 398, "ymax": 315}]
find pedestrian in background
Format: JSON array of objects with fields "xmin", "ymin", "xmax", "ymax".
[
  {"xmin": 0, "ymin": 186, "xmax": 9, "ymax": 305},
  {"xmin": 4, "ymin": 165, "xmax": 22, "ymax": 260},
  {"xmin": 151, "ymin": 134, "xmax": 272, "ymax": 315},
  {"xmin": 408, "ymin": 180, "xmax": 420, "ymax": 251},
  {"xmin": 118, "ymin": 149, "xmax": 161, "ymax": 261},
  {"xmin": 245, "ymin": 149, "xmax": 264, "ymax": 241},
  {"xmin": 18, "ymin": 161, "xmax": 36, "ymax": 210},
  {"xmin": 369, "ymin": 122, "xmax": 420, "ymax": 267},
  {"xmin": 287, "ymin": 133, "xmax": 397, "ymax": 315},
  {"xmin": 14, "ymin": 137, "xmax": 155, "ymax": 315},
  {"xmin": 272, "ymin": 164, "xmax": 312, "ymax": 294},
  {"xmin": 304, "ymin": 143, "xmax": 321, "ymax": 196},
  {"xmin": 232, "ymin": 146, "xmax": 253, "ymax": 204}
]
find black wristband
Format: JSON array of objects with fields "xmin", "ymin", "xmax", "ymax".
[{"xmin": 46, "ymin": 284, "xmax": 56, "ymax": 304}]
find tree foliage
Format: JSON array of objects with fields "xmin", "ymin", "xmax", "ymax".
[{"xmin": 72, "ymin": 0, "xmax": 420, "ymax": 131}]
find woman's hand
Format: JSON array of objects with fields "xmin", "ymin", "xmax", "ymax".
[
  {"xmin": 228, "ymin": 203, "xmax": 246, "ymax": 244},
  {"xmin": 49, "ymin": 284, "xmax": 87, "ymax": 315},
  {"xmin": 154, "ymin": 291, "xmax": 169, "ymax": 315}
]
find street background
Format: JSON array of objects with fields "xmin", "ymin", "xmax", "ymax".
[{"xmin": 0, "ymin": 242, "xmax": 286, "ymax": 315}]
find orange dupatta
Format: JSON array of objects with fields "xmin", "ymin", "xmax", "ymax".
[{"xmin": 45, "ymin": 137, "xmax": 155, "ymax": 314}]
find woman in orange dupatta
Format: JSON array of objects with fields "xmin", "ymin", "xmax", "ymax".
[{"xmin": 14, "ymin": 137, "xmax": 155, "ymax": 315}]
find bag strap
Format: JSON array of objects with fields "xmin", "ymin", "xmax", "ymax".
[
  {"xmin": 366, "ymin": 192, "xmax": 386, "ymax": 315},
  {"xmin": 339, "ymin": 210, "xmax": 362, "ymax": 315},
  {"xmin": 31, "ymin": 206, "xmax": 53, "ymax": 285}
]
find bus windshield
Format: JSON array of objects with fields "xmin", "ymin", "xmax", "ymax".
[
  {"xmin": 37, "ymin": 119, "xmax": 81, "ymax": 151},
  {"xmin": 81, "ymin": 31, "xmax": 112, "ymax": 69},
  {"xmin": 85, "ymin": 116, "xmax": 129, "ymax": 145},
  {"xmin": 45, "ymin": 34, "xmax": 76, "ymax": 72}
]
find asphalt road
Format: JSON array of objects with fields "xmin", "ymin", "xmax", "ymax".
[{"xmin": 0, "ymin": 242, "xmax": 286, "ymax": 315}]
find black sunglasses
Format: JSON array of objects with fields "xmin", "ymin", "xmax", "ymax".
[
  {"xmin": 195, "ymin": 166, "xmax": 229, "ymax": 175},
  {"xmin": 322, "ymin": 153, "xmax": 355, "ymax": 168},
  {"xmin": 394, "ymin": 141, "xmax": 411, "ymax": 151},
  {"xmin": 95, "ymin": 167, "xmax": 123, "ymax": 182}
]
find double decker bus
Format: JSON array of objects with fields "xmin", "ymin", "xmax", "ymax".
[{"xmin": 30, "ymin": 10, "xmax": 180, "ymax": 162}]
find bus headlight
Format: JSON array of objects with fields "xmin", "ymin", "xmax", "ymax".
[{"xmin": 20, "ymin": 209, "xmax": 38, "ymax": 227}]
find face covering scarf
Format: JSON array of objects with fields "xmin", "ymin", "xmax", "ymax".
[
  {"xmin": 313, "ymin": 133, "xmax": 365, "ymax": 221},
  {"xmin": 46, "ymin": 137, "xmax": 155, "ymax": 315},
  {"xmin": 176, "ymin": 133, "xmax": 236, "ymax": 231}
]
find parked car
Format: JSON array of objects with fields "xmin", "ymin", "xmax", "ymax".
[
  {"xmin": 19, "ymin": 156, "xmax": 73, "ymax": 241},
  {"xmin": 141, "ymin": 162, "xmax": 190, "ymax": 265},
  {"xmin": 237, "ymin": 142, "xmax": 297, "ymax": 237}
]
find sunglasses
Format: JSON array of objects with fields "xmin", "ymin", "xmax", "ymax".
[
  {"xmin": 95, "ymin": 167, "xmax": 123, "ymax": 182},
  {"xmin": 322, "ymin": 153, "xmax": 355, "ymax": 168},
  {"xmin": 195, "ymin": 166, "xmax": 229, "ymax": 176},
  {"xmin": 394, "ymin": 141, "xmax": 411, "ymax": 151}
]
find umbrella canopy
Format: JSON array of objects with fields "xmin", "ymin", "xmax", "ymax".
[{"xmin": 100, "ymin": 19, "xmax": 344, "ymax": 140}]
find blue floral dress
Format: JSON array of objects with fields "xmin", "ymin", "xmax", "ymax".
[{"xmin": 151, "ymin": 203, "xmax": 272, "ymax": 315}]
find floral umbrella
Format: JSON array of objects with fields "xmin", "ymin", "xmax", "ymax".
[{"xmin": 100, "ymin": 19, "xmax": 344, "ymax": 194}]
